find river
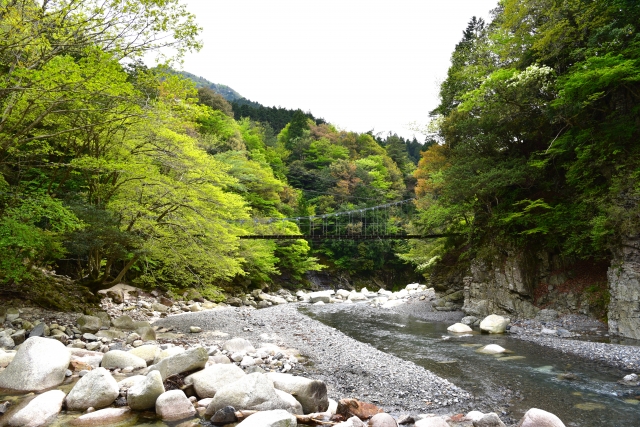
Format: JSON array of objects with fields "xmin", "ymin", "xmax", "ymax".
[{"xmin": 302, "ymin": 304, "xmax": 640, "ymax": 427}]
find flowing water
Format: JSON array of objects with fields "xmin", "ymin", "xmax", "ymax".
[{"xmin": 302, "ymin": 304, "xmax": 640, "ymax": 427}]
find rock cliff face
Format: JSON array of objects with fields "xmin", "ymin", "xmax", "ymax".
[
  {"xmin": 461, "ymin": 253, "xmax": 540, "ymax": 319},
  {"xmin": 608, "ymin": 237, "xmax": 640, "ymax": 340},
  {"xmin": 460, "ymin": 251, "xmax": 609, "ymax": 322}
]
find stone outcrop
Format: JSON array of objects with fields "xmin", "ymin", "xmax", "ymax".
[
  {"xmin": 608, "ymin": 236, "xmax": 640, "ymax": 340},
  {"xmin": 461, "ymin": 251, "xmax": 613, "ymax": 322},
  {"xmin": 462, "ymin": 255, "xmax": 541, "ymax": 319}
]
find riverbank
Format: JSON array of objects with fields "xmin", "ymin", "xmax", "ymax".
[{"xmin": 153, "ymin": 304, "xmax": 477, "ymax": 416}]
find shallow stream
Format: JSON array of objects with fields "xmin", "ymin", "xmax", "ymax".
[{"xmin": 302, "ymin": 304, "xmax": 640, "ymax": 427}]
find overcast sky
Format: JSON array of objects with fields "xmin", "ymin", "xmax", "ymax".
[{"xmin": 176, "ymin": 0, "xmax": 498, "ymax": 140}]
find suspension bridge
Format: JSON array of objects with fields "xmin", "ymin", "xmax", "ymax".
[{"xmin": 237, "ymin": 198, "xmax": 452, "ymax": 240}]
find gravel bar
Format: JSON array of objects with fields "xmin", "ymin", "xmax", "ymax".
[{"xmin": 153, "ymin": 303, "xmax": 474, "ymax": 415}]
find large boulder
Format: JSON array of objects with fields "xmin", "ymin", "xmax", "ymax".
[
  {"xmin": 222, "ymin": 338, "xmax": 256, "ymax": 354},
  {"xmin": 447, "ymin": 323, "xmax": 473, "ymax": 333},
  {"xmin": 517, "ymin": 408, "xmax": 565, "ymax": 427},
  {"xmin": 148, "ymin": 346, "xmax": 208, "ymax": 380},
  {"xmin": 308, "ymin": 291, "xmax": 331, "ymax": 304},
  {"xmin": 76, "ymin": 315, "xmax": 102, "ymax": 334},
  {"xmin": 127, "ymin": 370, "xmax": 165, "ymax": 410},
  {"xmin": 0, "ymin": 336, "xmax": 71, "ymax": 391},
  {"xmin": 155, "ymin": 389, "xmax": 196, "ymax": 421},
  {"xmin": 101, "ymin": 350, "xmax": 146, "ymax": 370},
  {"xmin": 266, "ymin": 372, "xmax": 329, "ymax": 413},
  {"xmin": 236, "ymin": 409, "xmax": 297, "ymax": 427},
  {"xmin": 65, "ymin": 367, "xmax": 119, "ymax": 411},
  {"xmin": 479, "ymin": 314, "xmax": 509, "ymax": 334},
  {"xmin": 4, "ymin": 389, "xmax": 65, "ymax": 427},
  {"xmin": 205, "ymin": 373, "xmax": 293, "ymax": 417},
  {"xmin": 184, "ymin": 363, "xmax": 245, "ymax": 398}
]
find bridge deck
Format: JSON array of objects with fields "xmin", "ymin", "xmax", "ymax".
[{"xmin": 239, "ymin": 234, "xmax": 453, "ymax": 240}]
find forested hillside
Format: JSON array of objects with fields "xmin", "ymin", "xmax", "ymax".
[
  {"xmin": 0, "ymin": 0, "xmax": 429, "ymax": 304},
  {"xmin": 404, "ymin": 0, "xmax": 640, "ymax": 284},
  {"xmin": 5, "ymin": 0, "xmax": 632, "ymax": 307}
]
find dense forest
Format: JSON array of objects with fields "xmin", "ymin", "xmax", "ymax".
[
  {"xmin": 1, "ymin": 0, "xmax": 637, "ymax": 306},
  {"xmin": 0, "ymin": 0, "xmax": 428, "ymax": 303},
  {"xmin": 405, "ymin": 0, "xmax": 640, "ymax": 282}
]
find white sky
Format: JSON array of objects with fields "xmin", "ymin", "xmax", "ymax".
[{"xmin": 177, "ymin": 0, "xmax": 498, "ymax": 140}]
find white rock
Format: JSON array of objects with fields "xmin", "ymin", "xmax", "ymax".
[
  {"xmin": 348, "ymin": 292, "xmax": 367, "ymax": 302},
  {"xmin": 101, "ymin": 350, "xmax": 146, "ymax": 370},
  {"xmin": 70, "ymin": 407, "xmax": 132, "ymax": 426},
  {"xmin": 518, "ymin": 408, "xmax": 566, "ymax": 427},
  {"xmin": 205, "ymin": 372, "xmax": 294, "ymax": 417},
  {"xmin": 395, "ymin": 289, "xmax": 409, "ymax": 299},
  {"xmin": 0, "ymin": 336, "xmax": 71, "ymax": 391},
  {"xmin": 231, "ymin": 352, "xmax": 245, "ymax": 362},
  {"xmin": 309, "ymin": 291, "xmax": 332, "ymax": 304},
  {"xmin": 184, "ymin": 364, "xmax": 246, "ymax": 398},
  {"xmin": 477, "ymin": 344, "xmax": 507, "ymax": 354},
  {"xmin": 466, "ymin": 411, "xmax": 485, "ymax": 421},
  {"xmin": 623, "ymin": 373, "xmax": 638, "ymax": 382},
  {"xmin": 153, "ymin": 346, "xmax": 185, "ymax": 363},
  {"xmin": 148, "ymin": 346, "xmax": 208, "ymax": 380},
  {"xmin": 406, "ymin": 283, "xmax": 420, "ymax": 290},
  {"xmin": 65, "ymin": 367, "xmax": 119, "ymax": 411},
  {"xmin": 474, "ymin": 413, "xmax": 506, "ymax": 426},
  {"xmin": 313, "ymin": 301, "xmax": 325, "ymax": 306},
  {"xmin": 381, "ymin": 299, "xmax": 406, "ymax": 309},
  {"xmin": 266, "ymin": 372, "xmax": 329, "ymax": 413},
  {"xmin": 327, "ymin": 398, "xmax": 338, "ymax": 414},
  {"xmin": 223, "ymin": 338, "xmax": 256, "ymax": 354},
  {"xmin": 4, "ymin": 389, "xmax": 65, "ymax": 427},
  {"xmin": 479, "ymin": 314, "xmax": 509, "ymax": 334},
  {"xmin": 541, "ymin": 328, "xmax": 558, "ymax": 335},
  {"xmin": 127, "ymin": 370, "xmax": 165, "ymax": 410},
  {"xmin": 0, "ymin": 350, "xmax": 16, "ymax": 367},
  {"xmin": 447, "ymin": 323, "xmax": 473, "ymax": 333},
  {"xmin": 128, "ymin": 345, "xmax": 160, "ymax": 365},
  {"xmin": 336, "ymin": 289, "xmax": 351, "ymax": 298},
  {"xmin": 275, "ymin": 389, "xmax": 304, "ymax": 415},
  {"xmin": 241, "ymin": 356, "xmax": 256, "ymax": 366},
  {"xmin": 117, "ymin": 375, "xmax": 145, "ymax": 389},
  {"xmin": 155, "ymin": 389, "xmax": 196, "ymax": 421},
  {"xmin": 236, "ymin": 409, "xmax": 297, "ymax": 427},
  {"xmin": 415, "ymin": 416, "xmax": 449, "ymax": 427}
]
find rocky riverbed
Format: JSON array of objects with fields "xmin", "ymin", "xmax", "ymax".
[{"xmin": 0, "ymin": 283, "xmax": 638, "ymax": 427}]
